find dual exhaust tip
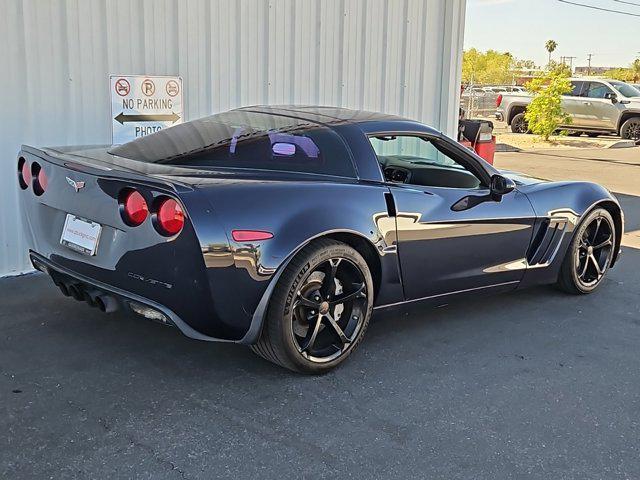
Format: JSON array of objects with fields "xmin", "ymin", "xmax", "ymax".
[{"xmin": 56, "ymin": 281, "xmax": 118, "ymax": 313}]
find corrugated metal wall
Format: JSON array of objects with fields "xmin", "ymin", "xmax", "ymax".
[{"xmin": 0, "ymin": 0, "xmax": 466, "ymax": 276}]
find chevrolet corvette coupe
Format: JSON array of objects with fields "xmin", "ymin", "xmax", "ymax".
[{"xmin": 18, "ymin": 106, "xmax": 623, "ymax": 373}]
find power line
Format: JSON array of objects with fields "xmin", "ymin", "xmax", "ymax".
[
  {"xmin": 612, "ymin": 0, "xmax": 640, "ymax": 8},
  {"xmin": 557, "ymin": 0, "xmax": 640, "ymax": 16}
]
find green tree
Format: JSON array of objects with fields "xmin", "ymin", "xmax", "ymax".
[
  {"xmin": 603, "ymin": 59, "xmax": 640, "ymax": 82},
  {"xmin": 462, "ymin": 48, "xmax": 515, "ymax": 85},
  {"xmin": 524, "ymin": 67, "xmax": 572, "ymax": 141},
  {"xmin": 545, "ymin": 40, "xmax": 558, "ymax": 66}
]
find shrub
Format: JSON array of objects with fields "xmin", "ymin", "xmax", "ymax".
[{"xmin": 524, "ymin": 69, "xmax": 572, "ymax": 141}]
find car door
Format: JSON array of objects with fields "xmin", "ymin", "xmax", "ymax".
[
  {"xmin": 369, "ymin": 134, "xmax": 536, "ymax": 301},
  {"xmin": 562, "ymin": 80, "xmax": 589, "ymax": 128},
  {"xmin": 582, "ymin": 82, "xmax": 620, "ymax": 130}
]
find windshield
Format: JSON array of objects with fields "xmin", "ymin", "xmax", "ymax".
[{"xmin": 610, "ymin": 81, "xmax": 640, "ymax": 98}]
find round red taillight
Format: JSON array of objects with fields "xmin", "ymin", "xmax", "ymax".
[
  {"xmin": 122, "ymin": 190, "xmax": 148, "ymax": 226},
  {"xmin": 156, "ymin": 198, "xmax": 184, "ymax": 236},
  {"xmin": 18, "ymin": 157, "xmax": 31, "ymax": 189},
  {"xmin": 33, "ymin": 163, "xmax": 47, "ymax": 196},
  {"xmin": 38, "ymin": 168, "xmax": 48, "ymax": 192}
]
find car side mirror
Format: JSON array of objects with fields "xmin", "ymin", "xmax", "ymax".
[
  {"xmin": 490, "ymin": 174, "xmax": 516, "ymax": 199},
  {"xmin": 605, "ymin": 92, "xmax": 618, "ymax": 104}
]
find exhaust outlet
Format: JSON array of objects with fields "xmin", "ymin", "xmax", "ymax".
[
  {"xmin": 95, "ymin": 294, "xmax": 118, "ymax": 313},
  {"xmin": 83, "ymin": 289, "xmax": 101, "ymax": 308},
  {"xmin": 67, "ymin": 284, "xmax": 84, "ymax": 301}
]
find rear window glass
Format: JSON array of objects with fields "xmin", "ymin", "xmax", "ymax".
[{"xmin": 109, "ymin": 110, "xmax": 356, "ymax": 177}]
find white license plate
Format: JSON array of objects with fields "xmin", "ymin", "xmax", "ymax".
[{"xmin": 60, "ymin": 214, "xmax": 102, "ymax": 256}]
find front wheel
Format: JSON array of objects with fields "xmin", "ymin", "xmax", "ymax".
[
  {"xmin": 620, "ymin": 117, "xmax": 640, "ymax": 141},
  {"xmin": 251, "ymin": 239, "xmax": 374, "ymax": 374},
  {"xmin": 556, "ymin": 208, "xmax": 616, "ymax": 294}
]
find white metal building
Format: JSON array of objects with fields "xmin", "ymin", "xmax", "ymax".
[{"xmin": 0, "ymin": 0, "xmax": 466, "ymax": 276}]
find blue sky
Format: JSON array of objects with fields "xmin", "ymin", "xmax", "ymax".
[{"xmin": 465, "ymin": 0, "xmax": 640, "ymax": 68}]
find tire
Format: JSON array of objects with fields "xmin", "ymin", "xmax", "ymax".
[
  {"xmin": 556, "ymin": 208, "xmax": 616, "ymax": 295},
  {"xmin": 510, "ymin": 112, "xmax": 529, "ymax": 134},
  {"xmin": 620, "ymin": 117, "xmax": 640, "ymax": 141},
  {"xmin": 251, "ymin": 239, "xmax": 374, "ymax": 374}
]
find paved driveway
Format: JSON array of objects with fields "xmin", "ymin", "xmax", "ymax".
[{"xmin": 2, "ymin": 148, "xmax": 640, "ymax": 479}]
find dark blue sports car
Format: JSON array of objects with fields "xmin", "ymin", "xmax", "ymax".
[{"xmin": 18, "ymin": 106, "xmax": 623, "ymax": 373}]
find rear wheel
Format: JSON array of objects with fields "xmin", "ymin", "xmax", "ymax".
[
  {"xmin": 620, "ymin": 117, "xmax": 640, "ymax": 141},
  {"xmin": 251, "ymin": 239, "xmax": 373, "ymax": 374},
  {"xmin": 557, "ymin": 208, "xmax": 616, "ymax": 294},
  {"xmin": 511, "ymin": 113, "xmax": 529, "ymax": 134}
]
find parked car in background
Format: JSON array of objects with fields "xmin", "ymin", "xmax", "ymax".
[
  {"xmin": 17, "ymin": 106, "xmax": 623, "ymax": 373},
  {"xmin": 496, "ymin": 78, "xmax": 640, "ymax": 140}
]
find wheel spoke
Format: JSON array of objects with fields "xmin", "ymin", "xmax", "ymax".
[
  {"xmin": 300, "ymin": 314, "xmax": 323, "ymax": 353},
  {"xmin": 324, "ymin": 312, "xmax": 350, "ymax": 346},
  {"xmin": 589, "ymin": 253, "xmax": 603, "ymax": 277},
  {"xmin": 329, "ymin": 282, "xmax": 366, "ymax": 306},
  {"xmin": 578, "ymin": 256, "xmax": 589, "ymax": 279},
  {"xmin": 294, "ymin": 292, "xmax": 320, "ymax": 309},
  {"xmin": 320, "ymin": 258, "xmax": 341, "ymax": 298},
  {"xmin": 589, "ymin": 217, "xmax": 602, "ymax": 244},
  {"xmin": 592, "ymin": 235, "xmax": 613, "ymax": 250}
]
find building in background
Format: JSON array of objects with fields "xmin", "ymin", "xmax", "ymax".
[
  {"xmin": 574, "ymin": 66, "xmax": 620, "ymax": 76},
  {"xmin": 0, "ymin": 0, "xmax": 467, "ymax": 276}
]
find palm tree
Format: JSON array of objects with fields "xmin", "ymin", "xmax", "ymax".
[{"xmin": 545, "ymin": 40, "xmax": 558, "ymax": 66}]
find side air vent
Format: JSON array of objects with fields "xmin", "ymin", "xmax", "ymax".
[{"xmin": 527, "ymin": 218, "xmax": 569, "ymax": 266}]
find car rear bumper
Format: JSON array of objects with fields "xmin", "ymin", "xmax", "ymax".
[{"xmin": 29, "ymin": 251, "xmax": 233, "ymax": 344}]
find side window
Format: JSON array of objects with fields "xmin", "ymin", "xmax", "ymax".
[
  {"xmin": 368, "ymin": 135, "xmax": 483, "ymax": 190},
  {"xmin": 566, "ymin": 81, "xmax": 585, "ymax": 97},
  {"xmin": 585, "ymin": 82, "xmax": 614, "ymax": 99}
]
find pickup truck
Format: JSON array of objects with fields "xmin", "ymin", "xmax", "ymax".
[{"xmin": 495, "ymin": 78, "xmax": 640, "ymax": 141}]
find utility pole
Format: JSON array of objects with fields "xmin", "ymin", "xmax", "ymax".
[
  {"xmin": 564, "ymin": 56, "xmax": 577, "ymax": 73},
  {"xmin": 587, "ymin": 53, "xmax": 594, "ymax": 76}
]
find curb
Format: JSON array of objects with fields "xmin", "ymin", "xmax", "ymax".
[{"xmin": 608, "ymin": 140, "xmax": 638, "ymax": 149}]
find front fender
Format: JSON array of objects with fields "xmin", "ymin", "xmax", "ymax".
[{"xmin": 518, "ymin": 180, "xmax": 623, "ymax": 286}]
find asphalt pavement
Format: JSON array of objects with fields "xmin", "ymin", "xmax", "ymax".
[{"xmin": 2, "ymin": 148, "xmax": 640, "ymax": 479}]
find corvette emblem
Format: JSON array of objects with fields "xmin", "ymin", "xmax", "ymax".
[{"xmin": 66, "ymin": 177, "xmax": 85, "ymax": 192}]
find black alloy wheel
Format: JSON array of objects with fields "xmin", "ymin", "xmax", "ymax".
[
  {"xmin": 557, "ymin": 208, "xmax": 616, "ymax": 294},
  {"xmin": 291, "ymin": 257, "xmax": 368, "ymax": 363},
  {"xmin": 252, "ymin": 239, "xmax": 373, "ymax": 373}
]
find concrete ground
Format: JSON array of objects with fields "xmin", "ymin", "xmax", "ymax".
[{"xmin": 2, "ymin": 148, "xmax": 640, "ymax": 479}]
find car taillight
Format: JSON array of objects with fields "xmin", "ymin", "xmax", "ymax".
[
  {"xmin": 155, "ymin": 198, "xmax": 184, "ymax": 236},
  {"xmin": 33, "ymin": 163, "xmax": 47, "ymax": 196},
  {"xmin": 232, "ymin": 230, "xmax": 274, "ymax": 242},
  {"xmin": 18, "ymin": 157, "xmax": 31, "ymax": 190},
  {"xmin": 496, "ymin": 94, "xmax": 503, "ymax": 108},
  {"xmin": 121, "ymin": 190, "xmax": 148, "ymax": 226}
]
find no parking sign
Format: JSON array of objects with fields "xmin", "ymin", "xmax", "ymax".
[{"xmin": 109, "ymin": 75, "xmax": 183, "ymax": 145}]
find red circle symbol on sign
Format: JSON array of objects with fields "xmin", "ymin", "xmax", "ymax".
[
  {"xmin": 115, "ymin": 78, "xmax": 130, "ymax": 97},
  {"xmin": 166, "ymin": 80, "xmax": 180, "ymax": 97},
  {"xmin": 141, "ymin": 79, "xmax": 155, "ymax": 96}
]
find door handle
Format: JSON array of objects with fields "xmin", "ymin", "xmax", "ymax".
[{"xmin": 583, "ymin": 101, "xmax": 592, "ymax": 105}]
